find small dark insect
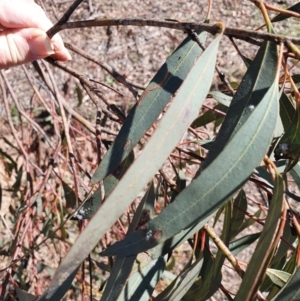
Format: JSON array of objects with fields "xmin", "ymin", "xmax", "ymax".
[{"xmin": 274, "ymin": 143, "xmax": 292, "ymax": 161}]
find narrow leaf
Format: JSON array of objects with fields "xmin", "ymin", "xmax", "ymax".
[
  {"xmin": 229, "ymin": 233, "xmax": 261, "ymax": 256},
  {"xmin": 266, "ymin": 269, "xmax": 291, "ymax": 288},
  {"xmin": 91, "ymin": 31, "xmax": 207, "ymax": 183},
  {"xmin": 101, "ymin": 182, "xmax": 156, "ymax": 301},
  {"xmin": 274, "ymin": 103, "xmax": 300, "ymax": 161},
  {"xmin": 37, "ymin": 31, "xmax": 222, "ymax": 301},
  {"xmin": 230, "ymin": 189, "xmax": 247, "ymax": 239},
  {"xmin": 154, "ymin": 256, "xmax": 204, "ymax": 301},
  {"xmin": 279, "ymin": 92, "xmax": 295, "ymax": 132},
  {"xmin": 271, "ymin": 2, "xmax": 300, "ymax": 23},
  {"xmin": 62, "ymin": 181, "xmax": 77, "ymax": 208},
  {"xmin": 235, "ymin": 173, "xmax": 285, "ymax": 301},
  {"xmin": 209, "ymin": 90, "xmax": 232, "ymax": 107},
  {"xmin": 102, "ymin": 68, "xmax": 279, "ymax": 257},
  {"xmin": 271, "ymin": 267, "xmax": 300, "ymax": 301},
  {"xmin": 201, "ymin": 40, "xmax": 278, "ymax": 171}
]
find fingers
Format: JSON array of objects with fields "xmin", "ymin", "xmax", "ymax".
[
  {"xmin": 0, "ymin": 28, "xmax": 54, "ymax": 69},
  {"xmin": 0, "ymin": 0, "xmax": 71, "ymax": 64}
]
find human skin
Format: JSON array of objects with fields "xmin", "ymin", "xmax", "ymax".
[{"xmin": 0, "ymin": 0, "xmax": 71, "ymax": 69}]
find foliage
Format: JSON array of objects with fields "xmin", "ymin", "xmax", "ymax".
[{"xmin": 2, "ymin": 0, "xmax": 300, "ymax": 300}]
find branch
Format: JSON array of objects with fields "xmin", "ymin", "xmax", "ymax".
[{"xmin": 47, "ymin": 17, "xmax": 300, "ymax": 45}]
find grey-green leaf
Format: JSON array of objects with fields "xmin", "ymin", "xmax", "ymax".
[
  {"xmin": 266, "ymin": 269, "xmax": 291, "ymax": 288},
  {"xmin": 100, "ymin": 181, "xmax": 156, "ymax": 301},
  {"xmin": 154, "ymin": 256, "xmax": 204, "ymax": 301},
  {"xmin": 36, "ymin": 31, "xmax": 222, "ymax": 301},
  {"xmin": 209, "ymin": 90, "xmax": 232, "ymax": 107},
  {"xmin": 279, "ymin": 92, "xmax": 295, "ymax": 132},
  {"xmin": 91, "ymin": 31, "xmax": 207, "ymax": 184},
  {"xmin": 117, "ymin": 256, "xmax": 167, "ymax": 301},
  {"xmin": 229, "ymin": 233, "xmax": 261, "ymax": 256},
  {"xmin": 230, "ymin": 189, "xmax": 247, "ymax": 239},
  {"xmin": 235, "ymin": 173, "xmax": 284, "ymax": 301},
  {"xmin": 102, "ymin": 75, "xmax": 279, "ymax": 257},
  {"xmin": 271, "ymin": 267, "xmax": 300, "ymax": 301},
  {"xmin": 200, "ymin": 40, "xmax": 278, "ymax": 171},
  {"xmin": 271, "ymin": 2, "xmax": 300, "ymax": 23}
]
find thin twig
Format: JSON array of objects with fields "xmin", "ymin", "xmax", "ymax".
[
  {"xmin": 51, "ymin": 0, "xmax": 85, "ymax": 28},
  {"xmin": 0, "ymin": 184, "xmax": 99, "ymax": 273},
  {"xmin": 95, "ymin": 110, "xmax": 102, "ymax": 164},
  {"xmin": 37, "ymin": 59, "xmax": 117, "ymax": 135},
  {"xmin": 45, "ymin": 64, "xmax": 80, "ymax": 206},
  {"xmin": 45, "ymin": 58, "xmax": 121, "ymax": 123},
  {"xmin": 65, "ymin": 42, "xmax": 139, "ymax": 99},
  {"xmin": 0, "ymin": 71, "xmax": 43, "ymax": 175},
  {"xmin": 203, "ymin": 223, "xmax": 245, "ymax": 278},
  {"xmin": 187, "ymin": 29, "xmax": 235, "ymax": 95},
  {"xmin": 89, "ymin": 79, "xmax": 123, "ymax": 97}
]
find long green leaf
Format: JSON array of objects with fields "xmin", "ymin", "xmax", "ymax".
[
  {"xmin": 182, "ymin": 201, "xmax": 232, "ymax": 300},
  {"xmin": 36, "ymin": 31, "xmax": 222, "ymax": 301},
  {"xmin": 209, "ymin": 90, "xmax": 232, "ymax": 107},
  {"xmin": 270, "ymin": 267, "xmax": 300, "ymax": 301},
  {"xmin": 229, "ymin": 233, "xmax": 261, "ymax": 256},
  {"xmin": 200, "ymin": 40, "xmax": 278, "ymax": 171},
  {"xmin": 102, "ymin": 62, "xmax": 279, "ymax": 257},
  {"xmin": 91, "ymin": 31, "xmax": 207, "ymax": 184},
  {"xmin": 101, "ymin": 181, "xmax": 156, "ymax": 301},
  {"xmin": 154, "ymin": 255, "xmax": 204, "ymax": 301},
  {"xmin": 72, "ymin": 151, "xmax": 134, "ymax": 220},
  {"xmin": 279, "ymin": 92, "xmax": 295, "ymax": 132},
  {"xmin": 266, "ymin": 269, "xmax": 291, "ymax": 288},
  {"xmin": 230, "ymin": 189, "xmax": 247, "ymax": 239},
  {"xmin": 274, "ymin": 103, "xmax": 300, "ymax": 161},
  {"xmin": 235, "ymin": 173, "xmax": 285, "ymax": 301},
  {"xmin": 117, "ymin": 256, "xmax": 167, "ymax": 301},
  {"xmin": 271, "ymin": 2, "xmax": 300, "ymax": 23}
]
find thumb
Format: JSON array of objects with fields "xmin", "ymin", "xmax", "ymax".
[{"xmin": 0, "ymin": 27, "xmax": 54, "ymax": 69}]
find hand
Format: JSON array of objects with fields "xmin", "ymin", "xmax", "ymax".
[{"xmin": 0, "ymin": 0, "xmax": 71, "ymax": 69}]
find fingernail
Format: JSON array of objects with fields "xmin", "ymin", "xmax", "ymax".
[
  {"xmin": 64, "ymin": 50, "xmax": 72, "ymax": 61},
  {"xmin": 29, "ymin": 33, "xmax": 55, "ymax": 56}
]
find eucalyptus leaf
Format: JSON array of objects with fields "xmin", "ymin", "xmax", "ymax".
[
  {"xmin": 271, "ymin": 267, "xmax": 300, "ymax": 301},
  {"xmin": 235, "ymin": 173, "xmax": 285, "ymax": 301},
  {"xmin": 102, "ymin": 43, "xmax": 279, "ymax": 257},
  {"xmin": 271, "ymin": 2, "xmax": 300, "ymax": 23},
  {"xmin": 92, "ymin": 30, "xmax": 208, "ymax": 184},
  {"xmin": 266, "ymin": 269, "xmax": 291, "ymax": 288},
  {"xmin": 274, "ymin": 103, "xmax": 300, "ymax": 161},
  {"xmin": 36, "ymin": 30, "xmax": 222, "ymax": 301}
]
